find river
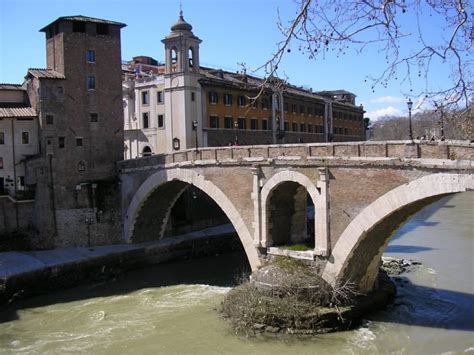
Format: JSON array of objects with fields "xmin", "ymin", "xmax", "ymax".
[{"xmin": 0, "ymin": 192, "xmax": 472, "ymax": 354}]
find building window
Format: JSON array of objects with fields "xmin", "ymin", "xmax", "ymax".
[
  {"xmin": 250, "ymin": 118, "xmax": 258, "ymax": 130},
  {"xmin": 73, "ymin": 21, "xmax": 86, "ymax": 33},
  {"xmin": 307, "ymin": 107, "xmax": 313, "ymax": 116},
  {"xmin": 78, "ymin": 161, "xmax": 86, "ymax": 172},
  {"xmin": 58, "ymin": 136, "xmax": 65, "ymax": 148},
  {"xmin": 0, "ymin": 132, "xmax": 4, "ymax": 144},
  {"xmin": 21, "ymin": 131, "xmax": 29, "ymax": 144},
  {"xmin": 308, "ymin": 124, "xmax": 313, "ymax": 133},
  {"xmin": 142, "ymin": 146, "xmax": 152, "ymax": 157},
  {"xmin": 237, "ymin": 95, "xmax": 246, "ymax": 107},
  {"xmin": 291, "ymin": 104, "xmax": 297, "ymax": 113},
  {"xmin": 224, "ymin": 116, "xmax": 233, "ymax": 129},
  {"xmin": 157, "ymin": 91, "xmax": 164, "ymax": 104},
  {"xmin": 292, "ymin": 122, "xmax": 298, "ymax": 132},
  {"xmin": 300, "ymin": 123, "xmax": 306, "ymax": 132},
  {"xmin": 96, "ymin": 23, "xmax": 109, "ymax": 35},
  {"xmin": 284, "ymin": 102, "xmax": 289, "ymax": 112},
  {"xmin": 17, "ymin": 176, "xmax": 25, "ymax": 191},
  {"xmin": 0, "ymin": 157, "xmax": 3, "ymax": 169},
  {"xmin": 262, "ymin": 98, "xmax": 269, "ymax": 110},
  {"xmin": 300, "ymin": 105, "xmax": 305, "ymax": 115},
  {"xmin": 188, "ymin": 47, "xmax": 194, "ymax": 68},
  {"xmin": 46, "ymin": 115, "xmax": 54, "ymax": 125},
  {"xmin": 238, "ymin": 118, "xmax": 246, "ymax": 129},
  {"xmin": 209, "ymin": 115, "xmax": 219, "ymax": 128},
  {"xmin": 143, "ymin": 112, "xmax": 149, "ymax": 129},
  {"xmin": 224, "ymin": 93, "xmax": 233, "ymax": 106},
  {"xmin": 284, "ymin": 122, "xmax": 289, "ymax": 132},
  {"xmin": 252, "ymin": 100, "xmax": 258, "ymax": 109},
  {"xmin": 142, "ymin": 91, "xmax": 149, "ymax": 105},
  {"xmin": 87, "ymin": 75, "xmax": 96, "ymax": 90},
  {"xmin": 158, "ymin": 114, "xmax": 164, "ymax": 128},
  {"xmin": 171, "ymin": 48, "xmax": 178, "ymax": 65},
  {"xmin": 90, "ymin": 113, "xmax": 98, "ymax": 122},
  {"xmin": 262, "ymin": 119, "xmax": 268, "ymax": 130},
  {"xmin": 191, "ymin": 92, "xmax": 195, "ymax": 101},
  {"xmin": 58, "ymin": 86, "xmax": 63, "ymax": 94},
  {"xmin": 208, "ymin": 92, "xmax": 218, "ymax": 104},
  {"xmin": 76, "ymin": 137, "xmax": 83, "ymax": 147},
  {"xmin": 86, "ymin": 50, "xmax": 95, "ymax": 63}
]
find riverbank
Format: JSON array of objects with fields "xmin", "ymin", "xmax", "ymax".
[{"xmin": 0, "ymin": 224, "xmax": 241, "ymax": 305}]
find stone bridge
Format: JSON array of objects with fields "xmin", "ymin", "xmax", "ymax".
[{"xmin": 118, "ymin": 140, "xmax": 474, "ymax": 292}]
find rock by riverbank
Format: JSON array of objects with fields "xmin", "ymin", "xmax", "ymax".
[{"xmin": 381, "ymin": 256, "xmax": 422, "ymax": 275}]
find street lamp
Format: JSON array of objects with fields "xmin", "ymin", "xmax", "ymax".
[
  {"xmin": 192, "ymin": 119, "xmax": 198, "ymax": 152},
  {"xmin": 407, "ymin": 98, "xmax": 413, "ymax": 141}
]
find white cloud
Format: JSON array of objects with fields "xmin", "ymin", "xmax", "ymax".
[
  {"xmin": 369, "ymin": 96, "xmax": 405, "ymax": 104},
  {"xmin": 366, "ymin": 106, "xmax": 403, "ymax": 120}
]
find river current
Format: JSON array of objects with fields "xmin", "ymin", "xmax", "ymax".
[{"xmin": 0, "ymin": 192, "xmax": 472, "ymax": 354}]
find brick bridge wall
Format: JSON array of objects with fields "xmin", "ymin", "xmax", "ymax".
[{"xmin": 119, "ymin": 140, "xmax": 473, "ymax": 291}]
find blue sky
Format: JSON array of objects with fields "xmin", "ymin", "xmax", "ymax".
[{"xmin": 1, "ymin": 0, "xmax": 467, "ymax": 120}]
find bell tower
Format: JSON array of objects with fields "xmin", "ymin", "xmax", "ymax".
[{"xmin": 162, "ymin": 11, "xmax": 203, "ymax": 152}]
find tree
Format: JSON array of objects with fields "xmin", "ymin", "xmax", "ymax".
[{"xmin": 257, "ymin": 0, "xmax": 473, "ymax": 109}]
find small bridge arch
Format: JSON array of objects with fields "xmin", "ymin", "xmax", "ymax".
[
  {"xmin": 124, "ymin": 168, "xmax": 261, "ymax": 270},
  {"xmin": 260, "ymin": 170, "xmax": 329, "ymax": 255},
  {"xmin": 323, "ymin": 173, "xmax": 474, "ymax": 292}
]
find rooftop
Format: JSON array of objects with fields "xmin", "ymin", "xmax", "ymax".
[
  {"xmin": 0, "ymin": 105, "xmax": 36, "ymax": 119},
  {"xmin": 0, "ymin": 84, "xmax": 24, "ymax": 91},
  {"xmin": 39, "ymin": 15, "xmax": 126, "ymax": 32},
  {"xmin": 27, "ymin": 68, "xmax": 66, "ymax": 80}
]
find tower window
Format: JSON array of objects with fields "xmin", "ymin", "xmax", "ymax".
[
  {"xmin": 96, "ymin": 23, "xmax": 109, "ymax": 35},
  {"xmin": 76, "ymin": 137, "xmax": 83, "ymax": 147},
  {"xmin": 142, "ymin": 146, "xmax": 152, "ymax": 157},
  {"xmin": 78, "ymin": 161, "xmax": 86, "ymax": 172},
  {"xmin": 58, "ymin": 137, "xmax": 65, "ymax": 148},
  {"xmin": 90, "ymin": 113, "xmax": 98, "ymax": 122},
  {"xmin": 46, "ymin": 115, "xmax": 54, "ymax": 125},
  {"xmin": 191, "ymin": 92, "xmax": 195, "ymax": 101},
  {"xmin": 171, "ymin": 48, "xmax": 178, "ymax": 65},
  {"xmin": 87, "ymin": 75, "xmax": 96, "ymax": 90},
  {"xmin": 21, "ymin": 132, "xmax": 30, "ymax": 144},
  {"xmin": 86, "ymin": 50, "xmax": 95, "ymax": 63},
  {"xmin": 143, "ymin": 112, "xmax": 149, "ymax": 129},
  {"xmin": 158, "ymin": 114, "xmax": 164, "ymax": 128},
  {"xmin": 0, "ymin": 132, "xmax": 4, "ymax": 144},
  {"xmin": 0, "ymin": 157, "xmax": 3, "ymax": 169},
  {"xmin": 73, "ymin": 21, "xmax": 86, "ymax": 33},
  {"xmin": 188, "ymin": 47, "xmax": 194, "ymax": 68}
]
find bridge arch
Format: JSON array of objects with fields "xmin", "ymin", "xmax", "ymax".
[
  {"xmin": 260, "ymin": 170, "xmax": 327, "ymax": 253},
  {"xmin": 323, "ymin": 173, "xmax": 474, "ymax": 293},
  {"xmin": 124, "ymin": 168, "xmax": 261, "ymax": 270}
]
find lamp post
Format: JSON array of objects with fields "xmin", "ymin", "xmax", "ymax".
[
  {"xmin": 192, "ymin": 119, "xmax": 198, "ymax": 152},
  {"xmin": 234, "ymin": 120, "xmax": 239, "ymax": 145},
  {"xmin": 407, "ymin": 98, "xmax": 413, "ymax": 141}
]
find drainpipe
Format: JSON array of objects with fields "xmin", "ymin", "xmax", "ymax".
[
  {"xmin": 48, "ymin": 154, "xmax": 58, "ymax": 240},
  {"xmin": 11, "ymin": 119, "xmax": 19, "ymax": 228}
]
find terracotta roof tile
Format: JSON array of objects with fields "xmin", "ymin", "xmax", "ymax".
[{"xmin": 27, "ymin": 68, "xmax": 65, "ymax": 80}]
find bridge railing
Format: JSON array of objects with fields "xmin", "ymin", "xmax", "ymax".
[{"xmin": 118, "ymin": 140, "xmax": 473, "ymax": 170}]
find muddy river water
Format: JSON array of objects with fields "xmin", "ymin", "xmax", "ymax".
[{"xmin": 0, "ymin": 192, "xmax": 472, "ymax": 354}]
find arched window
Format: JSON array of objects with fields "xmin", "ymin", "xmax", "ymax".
[
  {"xmin": 142, "ymin": 146, "xmax": 152, "ymax": 157},
  {"xmin": 188, "ymin": 47, "xmax": 194, "ymax": 68},
  {"xmin": 171, "ymin": 48, "xmax": 178, "ymax": 65},
  {"xmin": 78, "ymin": 161, "xmax": 86, "ymax": 172}
]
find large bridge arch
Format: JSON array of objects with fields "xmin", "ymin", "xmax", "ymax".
[
  {"xmin": 124, "ymin": 168, "xmax": 261, "ymax": 270},
  {"xmin": 323, "ymin": 173, "xmax": 474, "ymax": 293},
  {"xmin": 260, "ymin": 170, "xmax": 328, "ymax": 254}
]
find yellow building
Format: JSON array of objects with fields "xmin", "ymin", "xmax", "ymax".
[{"xmin": 123, "ymin": 12, "xmax": 365, "ymax": 158}]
